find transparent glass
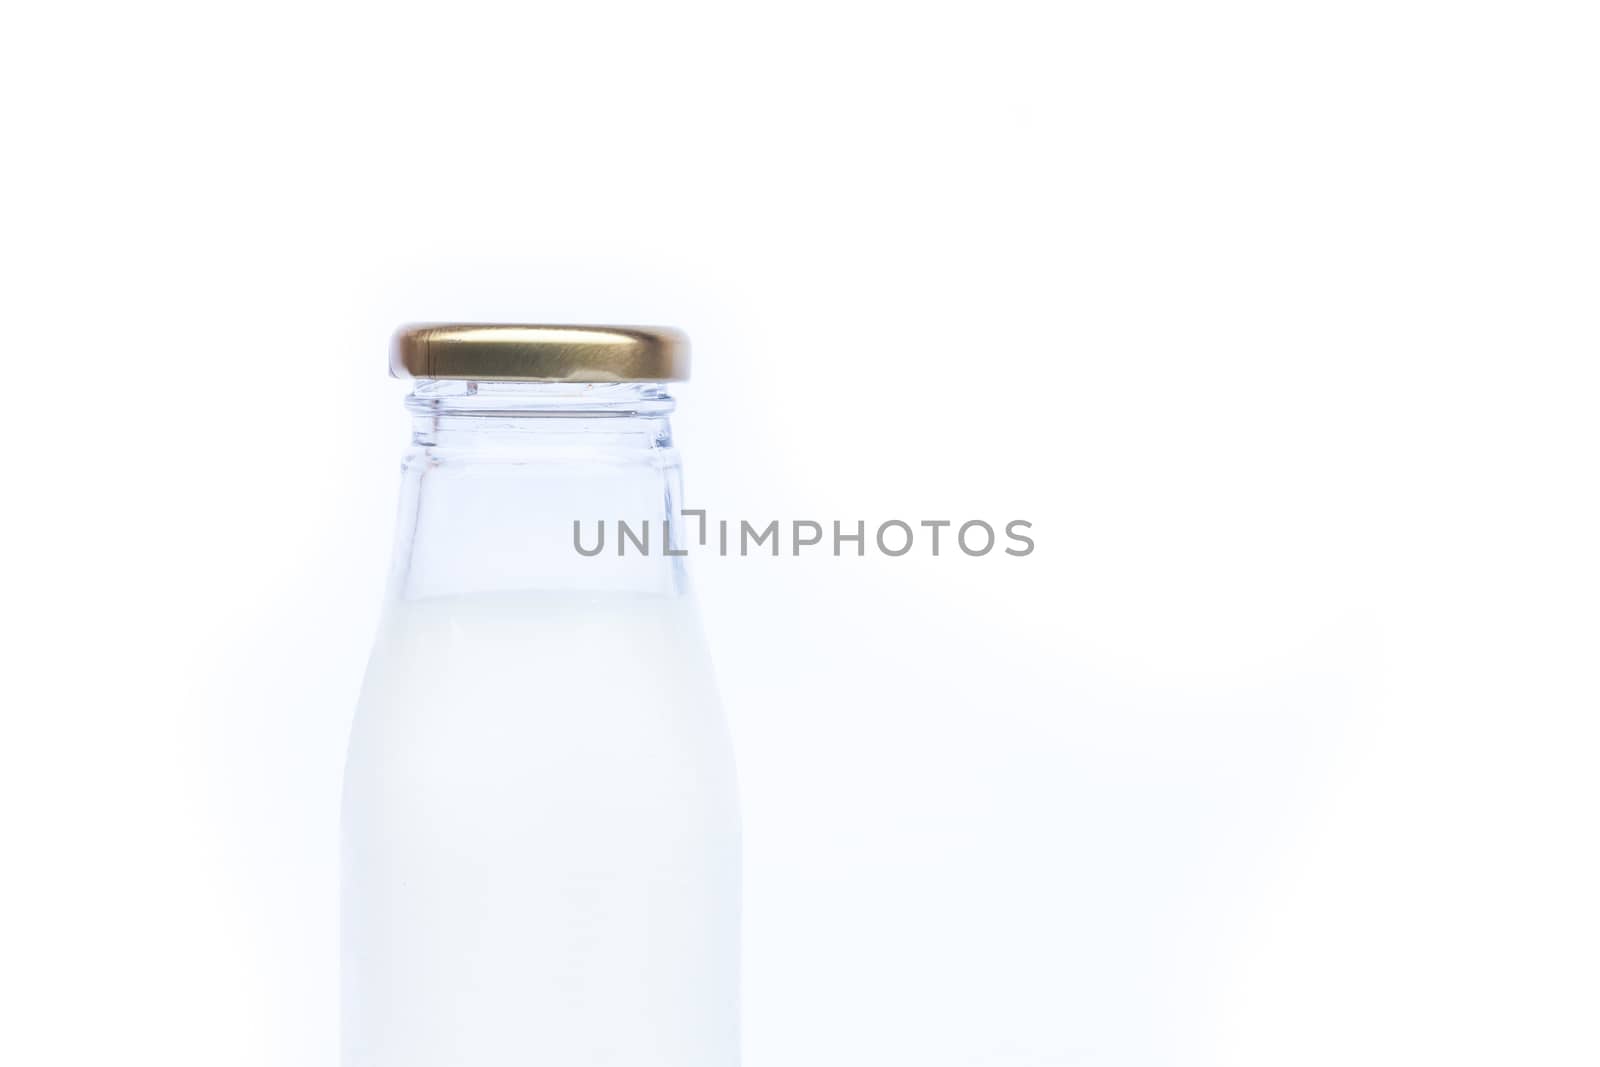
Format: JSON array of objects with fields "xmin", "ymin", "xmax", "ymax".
[{"xmin": 342, "ymin": 381, "xmax": 739, "ymax": 1067}]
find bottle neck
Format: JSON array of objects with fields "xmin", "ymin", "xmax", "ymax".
[
  {"xmin": 408, "ymin": 379, "xmax": 678, "ymax": 422},
  {"xmin": 388, "ymin": 381, "xmax": 690, "ymax": 602}
]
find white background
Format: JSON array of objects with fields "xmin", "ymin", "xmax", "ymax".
[{"xmin": 2, "ymin": 2, "xmax": 1597, "ymax": 1064}]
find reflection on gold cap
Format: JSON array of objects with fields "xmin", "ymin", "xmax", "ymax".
[{"xmin": 390, "ymin": 324, "xmax": 689, "ymax": 382}]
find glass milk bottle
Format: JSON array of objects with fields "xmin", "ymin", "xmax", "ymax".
[{"xmin": 343, "ymin": 325, "xmax": 739, "ymax": 1067}]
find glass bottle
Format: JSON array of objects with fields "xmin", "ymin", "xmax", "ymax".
[{"xmin": 342, "ymin": 325, "xmax": 739, "ymax": 1067}]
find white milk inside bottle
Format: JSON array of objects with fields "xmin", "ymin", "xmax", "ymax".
[{"xmin": 342, "ymin": 326, "xmax": 738, "ymax": 1067}]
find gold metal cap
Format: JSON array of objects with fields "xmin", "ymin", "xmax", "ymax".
[{"xmin": 390, "ymin": 323, "xmax": 690, "ymax": 382}]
